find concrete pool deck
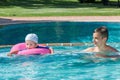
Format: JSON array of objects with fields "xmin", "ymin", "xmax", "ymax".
[{"xmin": 0, "ymin": 16, "xmax": 120, "ymax": 25}]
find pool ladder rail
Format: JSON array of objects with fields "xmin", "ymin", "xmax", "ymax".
[{"xmin": 0, "ymin": 43, "xmax": 92, "ymax": 48}]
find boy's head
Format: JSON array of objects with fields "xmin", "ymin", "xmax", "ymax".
[
  {"xmin": 93, "ymin": 26, "xmax": 108, "ymax": 46},
  {"xmin": 94, "ymin": 26, "xmax": 108, "ymax": 40},
  {"xmin": 25, "ymin": 33, "xmax": 38, "ymax": 49}
]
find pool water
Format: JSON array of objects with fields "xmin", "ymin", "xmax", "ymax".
[
  {"xmin": 0, "ymin": 46, "xmax": 120, "ymax": 80},
  {"xmin": 0, "ymin": 22, "xmax": 120, "ymax": 44},
  {"xmin": 0, "ymin": 22, "xmax": 120, "ymax": 80}
]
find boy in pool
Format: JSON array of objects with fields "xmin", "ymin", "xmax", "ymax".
[
  {"xmin": 7, "ymin": 33, "xmax": 53, "ymax": 56},
  {"xmin": 83, "ymin": 26, "xmax": 118, "ymax": 58}
]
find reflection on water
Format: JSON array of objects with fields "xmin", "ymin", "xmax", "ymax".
[
  {"xmin": 0, "ymin": 21, "xmax": 120, "ymax": 79},
  {"xmin": 0, "ymin": 46, "xmax": 120, "ymax": 80},
  {"xmin": 0, "ymin": 21, "xmax": 120, "ymax": 45}
]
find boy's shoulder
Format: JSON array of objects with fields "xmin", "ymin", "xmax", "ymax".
[
  {"xmin": 106, "ymin": 45, "xmax": 118, "ymax": 52},
  {"xmin": 83, "ymin": 47, "xmax": 95, "ymax": 52}
]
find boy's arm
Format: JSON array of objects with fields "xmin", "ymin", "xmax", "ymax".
[
  {"xmin": 82, "ymin": 47, "xmax": 93, "ymax": 52},
  {"xmin": 49, "ymin": 47, "xmax": 54, "ymax": 54},
  {"xmin": 7, "ymin": 50, "xmax": 18, "ymax": 56}
]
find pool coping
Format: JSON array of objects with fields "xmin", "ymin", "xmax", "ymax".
[{"xmin": 0, "ymin": 16, "xmax": 120, "ymax": 25}]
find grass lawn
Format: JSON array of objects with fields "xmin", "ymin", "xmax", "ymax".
[{"xmin": 0, "ymin": 0, "xmax": 120, "ymax": 16}]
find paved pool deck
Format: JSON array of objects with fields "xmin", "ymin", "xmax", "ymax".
[{"xmin": 0, "ymin": 16, "xmax": 120, "ymax": 25}]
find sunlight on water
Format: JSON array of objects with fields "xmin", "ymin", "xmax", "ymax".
[
  {"xmin": 0, "ymin": 45, "xmax": 120, "ymax": 80},
  {"xmin": 0, "ymin": 22, "xmax": 120, "ymax": 79}
]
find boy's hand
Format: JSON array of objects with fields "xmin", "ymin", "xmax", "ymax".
[{"xmin": 7, "ymin": 53, "xmax": 12, "ymax": 56}]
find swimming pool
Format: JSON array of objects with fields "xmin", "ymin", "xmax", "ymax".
[
  {"xmin": 1, "ymin": 21, "xmax": 120, "ymax": 45},
  {"xmin": 0, "ymin": 21, "xmax": 120, "ymax": 80}
]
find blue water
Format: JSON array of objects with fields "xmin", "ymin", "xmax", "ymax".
[
  {"xmin": 0, "ymin": 22, "xmax": 120, "ymax": 44},
  {"xmin": 0, "ymin": 22, "xmax": 120, "ymax": 80},
  {"xmin": 0, "ymin": 46, "xmax": 120, "ymax": 80}
]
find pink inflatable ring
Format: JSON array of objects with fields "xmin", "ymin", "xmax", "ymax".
[{"xmin": 10, "ymin": 43, "xmax": 51, "ymax": 55}]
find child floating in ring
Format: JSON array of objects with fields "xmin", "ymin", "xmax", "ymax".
[{"xmin": 7, "ymin": 33, "xmax": 53, "ymax": 56}]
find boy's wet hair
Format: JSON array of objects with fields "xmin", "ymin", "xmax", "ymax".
[{"xmin": 94, "ymin": 26, "xmax": 108, "ymax": 40}]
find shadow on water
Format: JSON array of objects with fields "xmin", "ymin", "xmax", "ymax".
[
  {"xmin": 0, "ymin": 21, "xmax": 112, "ymax": 45},
  {"xmin": 0, "ymin": 21, "xmax": 120, "ymax": 45}
]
